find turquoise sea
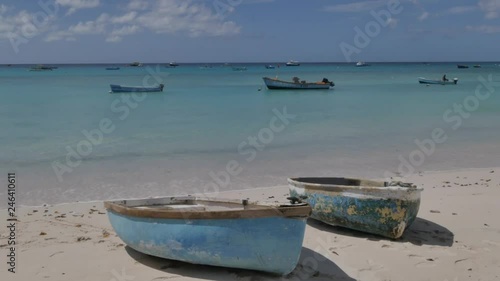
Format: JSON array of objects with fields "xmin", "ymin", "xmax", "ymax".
[{"xmin": 1, "ymin": 62, "xmax": 499, "ymax": 206}]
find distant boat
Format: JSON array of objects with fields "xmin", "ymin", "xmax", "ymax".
[
  {"xmin": 29, "ymin": 65, "xmax": 57, "ymax": 71},
  {"xmin": 169, "ymin": 62, "xmax": 179, "ymax": 67},
  {"xmin": 473, "ymin": 65, "xmax": 481, "ymax": 68},
  {"xmin": 110, "ymin": 84, "xmax": 164, "ymax": 93},
  {"xmin": 263, "ymin": 77, "xmax": 334, "ymax": 90},
  {"xmin": 265, "ymin": 65, "xmax": 276, "ymax": 69},
  {"xmin": 355, "ymin": 61, "xmax": 370, "ymax": 67},
  {"xmin": 104, "ymin": 196, "xmax": 311, "ymax": 275},
  {"xmin": 129, "ymin": 62, "xmax": 143, "ymax": 67},
  {"xmin": 457, "ymin": 64, "xmax": 469, "ymax": 69},
  {"xmin": 285, "ymin": 60, "xmax": 300, "ymax": 66},
  {"xmin": 199, "ymin": 65, "xmax": 212, "ymax": 69},
  {"xmin": 232, "ymin": 66, "xmax": 247, "ymax": 71},
  {"xmin": 105, "ymin": 67, "xmax": 120, "ymax": 70},
  {"xmin": 288, "ymin": 177, "xmax": 423, "ymax": 239},
  {"xmin": 418, "ymin": 77, "xmax": 458, "ymax": 85}
]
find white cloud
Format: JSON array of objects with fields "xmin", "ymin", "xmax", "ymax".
[
  {"xmin": 324, "ymin": 0, "xmax": 386, "ymax": 13},
  {"xmin": 479, "ymin": 0, "xmax": 500, "ymax": 19},
  {"xmin": 445, "ymin": 6, "xmax": 477, "ymax": 15},
  {"xmin": 0, "ymin": 4, "xmax": 8, "ymax": 14},
  {"xmin": 44, "ymin": 30, "xmax": 75, "ymax": 42},
  {"xmin": 136, "ymin": 0, "xmax": 240, "ymax": 37},
  {"xmin": 0, "ymin": 10, "xmax": 55, "ymax": 40},
  {"xmin": 111, "ymin": 12, "xmax": 137, "ymax": 24},
  {"xmin": 69, "ymin": 20, "xmax": 105, "ymax": 34},
  {"xmin": 56, "ymin": 0, "xmax": 100, "ymax": 15},
  {"xmin": 16, "ymin": 0, "xmax": 240, "ymax": 44},
  {"xmin": 106, "ymin": 25, "xmax": 140, "ymax": 42},
  {"xmin": 127, "ymin": 0, "xmax": 149, "ymax": 11},
  {"xmin": 418, "ymin": 11, "xmax": 429, "ymax": 21},
  {"xmin": 466, "ymin": 24, "xmax": 500, "ymax": 33}
]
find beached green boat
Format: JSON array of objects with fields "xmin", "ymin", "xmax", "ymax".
[{"xmin": 288, "ymin": 177, "xmax": 423, "ymax": 239}]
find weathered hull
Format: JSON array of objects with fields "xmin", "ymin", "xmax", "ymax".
[
  {"xmin": 110, "ymin": 84, "xmax": 164, "ymax": 93},
  {"xmin": 107, "ymin": 212, "xmax": 307, "ymax": 274},
  {"xmin": 288, "ymin": 178, "xmax": 423, "ymax": 239},
  {"xmin": 263, "ymin": 77, "xmax": 332, "ymax": 90}
]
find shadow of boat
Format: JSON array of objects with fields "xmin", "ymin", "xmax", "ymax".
[
  {"xmin": 125, "ymin": 246, "xmax": 355, "ymax": 281},
  {"xmin": 307, "ymin": 217, "xmax": 454, "ymax": 247}
]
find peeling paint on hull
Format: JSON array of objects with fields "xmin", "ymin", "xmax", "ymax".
[
  {"xmin": 108, "ymin": 212, "xmax": 307, "ymax": 275},
  {"xmin": 288, "ymin": 178, "xmax": 423, "ymax": 239}
]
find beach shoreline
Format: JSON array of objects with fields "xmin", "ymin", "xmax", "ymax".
[{"xmin": 1, "ymin": 167, "xmax": 499, "ymax": 281}]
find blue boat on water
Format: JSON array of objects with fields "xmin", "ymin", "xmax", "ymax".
[
  {"xmin": 104, "ymin": 196, "xmax": 311, "ymax": 275},
  {"xmin": 109, "ymin": 84, "xmax": 164, "ymax": 93},
  {"xmin": 288, "ymin": 177, "xmax": 423, "ymax": 239},
  {"xmin": 105, "ymin": 67, "xmax": 120, "ymax": 70}
]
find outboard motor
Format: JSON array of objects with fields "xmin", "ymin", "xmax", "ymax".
[{"xmin": 322, "ymin": 78, "xmax": 334, "ymax": 87}]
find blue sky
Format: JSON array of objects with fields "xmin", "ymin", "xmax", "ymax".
[{"xmin": 0, "ymin": 0, "xmax": 499, "ymax": 63}]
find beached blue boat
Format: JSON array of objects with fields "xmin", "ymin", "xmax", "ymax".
[
  {"xmin": 104, "ymin": 196, "xmax": 311, "ymax": 275},
  {"xmin": 110, "ymin": 84, "xmax": 164, "ymax": 93},
  {"xmin": 263, "ymin": 77, "xmax": 334, "ymax": 90},
  {"xmin": 418, "ymin": 77, "xmax": 458, "ymax": 85},
  {"xmin": 288, "ymin": 178, "xmax": 423, "ymax": 239}
]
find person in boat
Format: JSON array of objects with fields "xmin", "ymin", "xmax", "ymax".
[{"xmin": 442, "ymin": 74, "xmax": 448, "ymax": 82}]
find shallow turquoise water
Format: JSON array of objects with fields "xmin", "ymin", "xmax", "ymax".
[{"xmin": 1, "ymin": 63, "xmax": 499, "ymax": 206}]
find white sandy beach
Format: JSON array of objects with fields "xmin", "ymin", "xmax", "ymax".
[{"xmin": 1, "ymin": 167, "xmax": 499, "ymax": 281}]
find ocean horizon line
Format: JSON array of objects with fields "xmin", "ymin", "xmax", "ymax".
[{"xmin": 2, "ymin": 61, "xmax": 500, "ymax": 66}]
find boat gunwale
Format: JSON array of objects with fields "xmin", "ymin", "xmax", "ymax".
[
  {"xmin": 104, "ymin": 196, "xmax": 311, "ymax": 220},
  {"xmin": 288, "ymin": 177, "xmax": 424, "ymax": 193}
]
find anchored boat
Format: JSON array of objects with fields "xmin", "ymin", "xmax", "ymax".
[
  {"xmin": 355, "ymin": 61, "xmax": 370, "ymax": 67},
  {"xmin": 285, "ymin": 60, "xmax": 300, "ymax": 66},
  {"xmin": 104, "ymin": 196, "xmax": 311, "ymax": 275},
  {"xmin": 109, "ymin": 84, "xmax": 164, "ymax": 93},
  {"xmin": 418, "ymin": 77, "xmax": 458, "ymax": 85},
  {"xmin": 263, "ymin": 77, "xmax": 334, "ymax": 90},
  {"xmin": 288, "ymin": 177, "xmax": 423, "ymax": 239}
]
